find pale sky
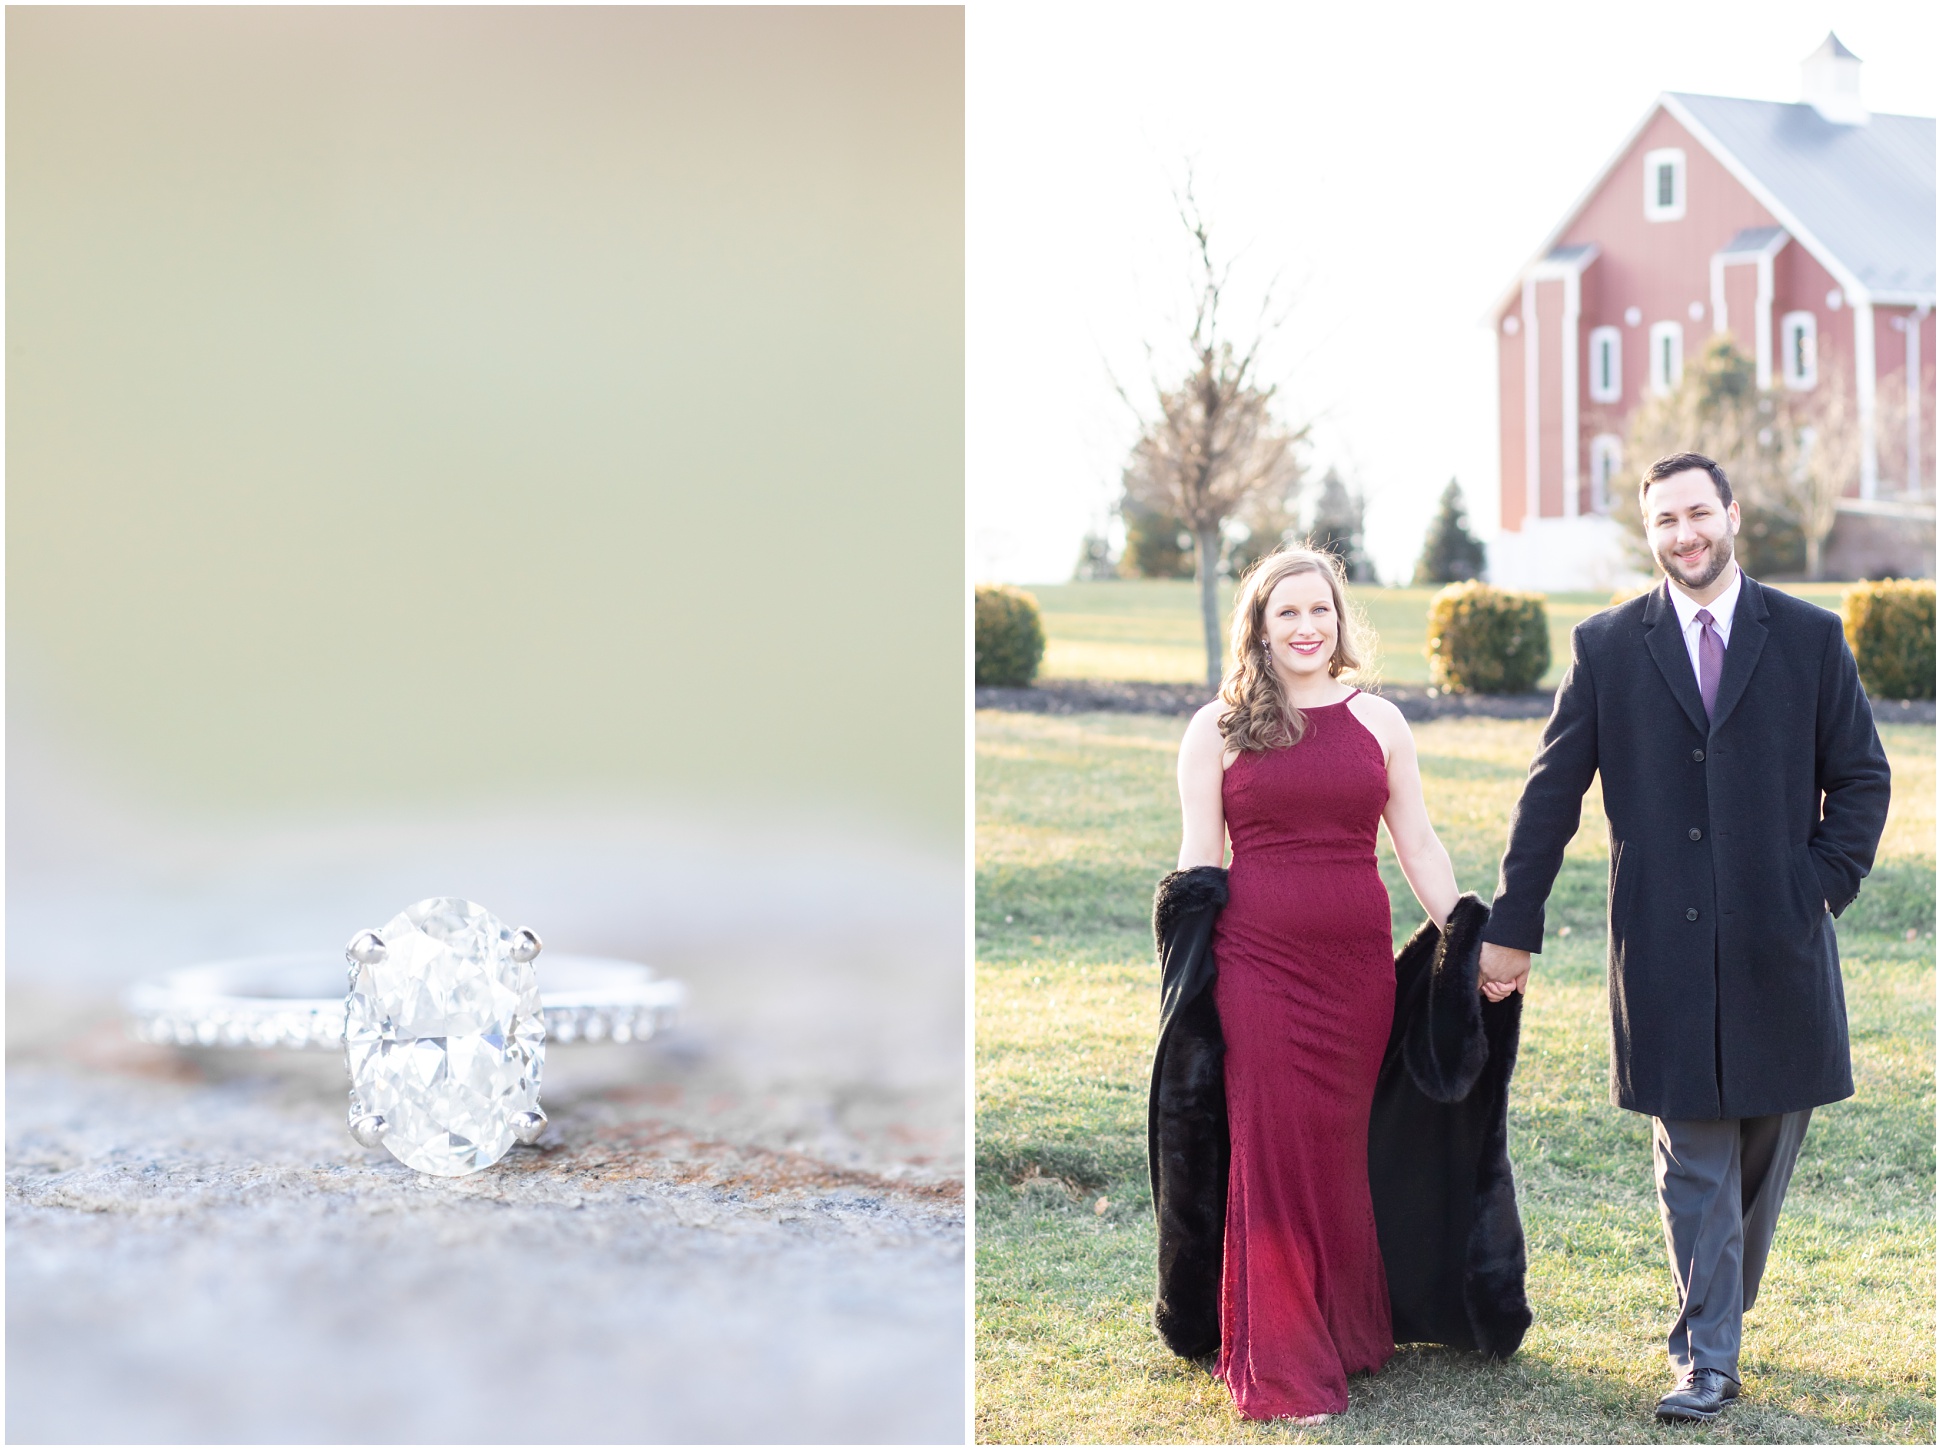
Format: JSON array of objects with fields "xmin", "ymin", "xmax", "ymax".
[{"xmin": 967, "ymin": 0, "xmax": 1936, "ymax": 584}]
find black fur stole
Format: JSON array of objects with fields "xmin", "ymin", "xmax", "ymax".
[
  {"xmin": 1147, "ymin": 865, "xmax": 1229, "ymax": 1361},
  {"xmin": 1370, "ymin": 894, "xmax": 1532, "ymax": 1359},
  {"xmin": 1148, "ymin": 878, "xmax": 1532, "ymax": 1363}
]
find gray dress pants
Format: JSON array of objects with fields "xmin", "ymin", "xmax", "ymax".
[{"xmin": 1651, "ymin": 1110, "xmax": 1813, "ymax": 1381}]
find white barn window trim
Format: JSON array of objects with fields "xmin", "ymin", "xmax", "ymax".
[
  {"xmin": 1589, "ymin": 434, "xmax": 1624, "ymax": 514},
  {"xmin": 1649, "ymin": 321, "xmax": 1684, "ymax": 395},
  {"xmin": 1643, "ymin": 147, "xmax": 1686, "ymax": 222},
  {"xmin": 1588, "ymin": 326, "xmax": 1622, "ymax": 403},
  {"xmin": 1781, "ymin": 310, "xmax": 1818, "ymax": 389}
]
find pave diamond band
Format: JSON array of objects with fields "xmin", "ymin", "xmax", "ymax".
[
  {"xmin": 126, "ymin": 897, "xmax": 688, "ymax": 1177},
  {"xmin": 125, "ymin": 952, "xmax": 686, "ymax": 1051}
]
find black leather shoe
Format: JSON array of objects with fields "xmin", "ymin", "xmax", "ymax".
[{"xmin": 1655, "ymin": 1368, "xmax": 1741, "ymax": 1422}]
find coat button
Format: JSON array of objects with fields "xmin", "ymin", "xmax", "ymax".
[
  {"xmin": 1689, "ymin": 827, "xmax": 1702, "ymax": 841},
  {"xmin": 1691, "ymin": 748, "xmax": 1705, "ymax": 762},
  {"xmin": 1686, "ymin": 907, "xmax": 1699, "ymax": 921}
]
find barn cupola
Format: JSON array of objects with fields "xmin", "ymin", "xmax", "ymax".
[{"xmin": 1801, "ymin": 32, "xmax": 1868, "ymax": 126}]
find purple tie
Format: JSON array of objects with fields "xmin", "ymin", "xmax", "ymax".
[{"xmin": 1695, "ymin": 608, "xmax": 1724, "ymax": 721}]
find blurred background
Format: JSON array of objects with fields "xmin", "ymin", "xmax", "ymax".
[{"xmin": 8, "ymin": 7, "xmax": 964, "ymax": 1443}]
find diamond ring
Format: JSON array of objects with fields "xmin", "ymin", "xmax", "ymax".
[{"xmin": 123, "ymin": 896, "xmax": 686, "ymax": 1177}]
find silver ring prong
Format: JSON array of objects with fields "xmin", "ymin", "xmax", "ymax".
[
  {"xmin": 345, "ymin": 930, "xmax": 386, "ymax": 967},
  {"xmin": 349, "ymin": 1112, "xmax": 388, "ymax": 1149},
  {"xmin": 511, "ymin": 1108, "xmax": 547, "ymax": 1145},
  {"xmin": 511, "ymin": 928, "xmax": 543, "ymax": 963}
]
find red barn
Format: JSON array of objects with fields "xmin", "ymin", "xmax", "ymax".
[{"xmin": 1490, "ymin": 36, "xmax": 1934, "ymax": 588}]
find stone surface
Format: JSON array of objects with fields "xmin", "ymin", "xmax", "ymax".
[
  {"xmin": 7, "ymin": 761, "xmax": 963, "ymax": 1443},
  {"xmin": 347, "ymin": 897, "xmax": 545, "ymax": 1176},
  {"xmin": 7, "ymin": 1032, "xmax": 963, "ymax": 1443}
]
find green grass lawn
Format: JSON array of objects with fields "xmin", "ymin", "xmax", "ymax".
[
  {"xmin": 975, "ymin": 710, "xmax": 1934, "ymax": 1444},
  {"xmin": 1026, "ymin": 580, "xmax": 1857, "ymax": 690}
]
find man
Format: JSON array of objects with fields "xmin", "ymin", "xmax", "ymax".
[{"xmin": 1477, "ymin": 453, "xmax": 1890, "ymax": 1423}]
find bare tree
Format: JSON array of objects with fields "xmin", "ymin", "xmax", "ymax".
[
  {"xmin": 1870, "ymin": 365, "xmax": 1934, "ymax": 502},
  {"xmin": 1624, "ymin": 337, "xmax": 1809, "ymax": 576},
  {"xmin": 1225, "ymin": 477, "xmax": 1306, "ymax": 580},
  {"xmin": 1767, "ymin": 367, "xmax": 1864, "ymax": 580},
  {"xmin": 1624, "ymin": 335, "xmax": 1875, "ymax": 580},
  {"xmin": 1119, "ymin": 191, "xmax": 1308, "ymax": 689}
]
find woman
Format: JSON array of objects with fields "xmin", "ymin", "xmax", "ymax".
[{"xmin": 1175, "ymin": 545, "xmax": 1483, "ymax": 1423}]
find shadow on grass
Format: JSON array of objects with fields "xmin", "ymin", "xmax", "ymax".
[{"xmin": 1338, "ymin": 1342, "xmax": 1920, "ymax": 1444}]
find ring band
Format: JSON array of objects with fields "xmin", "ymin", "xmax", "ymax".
[
  {"xmin": 125, "ymin": 952, "xmax": 686, "ymax": 1051},
  {"xmin": 124, "ymin": 897, "xmax": 690, "ymax": 1177}
]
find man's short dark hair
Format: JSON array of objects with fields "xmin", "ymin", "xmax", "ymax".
[{"xmin": 1640, "ymin": 452, "xmax": 1733, "ymax": 510}]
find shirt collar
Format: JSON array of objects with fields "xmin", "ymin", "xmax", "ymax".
[{"xmin": 1665, "ymin": 564, "xmax": 1742, "ymax": 633}]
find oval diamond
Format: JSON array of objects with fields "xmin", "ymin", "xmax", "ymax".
[{"xmin": 346, "ymin": 897, "xmax": 545, "ymax": 1176}]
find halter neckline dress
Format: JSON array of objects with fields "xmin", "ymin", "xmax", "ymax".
[{"xmin": 1212, "ymin": 689, "xmax": 1397, "ymax": 1419}]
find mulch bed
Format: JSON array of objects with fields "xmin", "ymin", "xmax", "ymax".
[{"xmin": 976, "ymin": 678, "xmax": 1936, "ymax": 725}]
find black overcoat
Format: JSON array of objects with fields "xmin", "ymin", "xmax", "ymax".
[
  {"xmin": 1483, "ymin": 574, "xmax": 1892, "ymax": 1120},
  {"xmin": 1149, "ymin": 871, "xmax": 1531, "ymax": 1362}
]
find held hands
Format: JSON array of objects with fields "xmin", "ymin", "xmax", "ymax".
[{"xmin": 1478, "ymin": 941, "xmax": 1530, "ymax": 1001}]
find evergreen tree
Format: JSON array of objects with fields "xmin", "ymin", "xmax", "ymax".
[
  {"xmin": 1413, "ymin": 478, "xmax": 1488, "ymax": 585},
  {"xmin": 1118, "ymin": 498, "xmax": 1196, "ymax": 579},
  {"xmin": 1072, "ymin": 529, "xmax": 1118, "ymax": 581},
  {"xmin": 1309, "ymin": 468, "xmax": 1374, "ymax": 582},
  {"xmin": 1224, "ymin": 478, "xmax": 1305, "ymax": 581}
]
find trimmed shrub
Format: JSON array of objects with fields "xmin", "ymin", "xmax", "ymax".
[
  {"xmin": 976, "ymin": 584, "xmax": 1046, "ymax": 687},
  {"xmin": 1842, "ymin": 579, "xmax": 1935, "ymax": 701},
  {"xmin": 1426, "ymin": 582, "xmax": 1551, "ymax": 695}
]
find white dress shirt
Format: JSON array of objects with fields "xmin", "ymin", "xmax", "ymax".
[{"xmin": 1664, "ymin": 564, "xmax": 1742, "ymax": 688}]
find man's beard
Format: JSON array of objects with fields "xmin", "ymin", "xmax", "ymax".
[{"xmin": 1656, "ymin": 531, "xmax": 1734, "ymax": 591}]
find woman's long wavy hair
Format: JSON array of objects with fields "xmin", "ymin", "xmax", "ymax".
[{"xmin": 1218, "ymin": 545, "xmax": 1368, "ymax": 753}]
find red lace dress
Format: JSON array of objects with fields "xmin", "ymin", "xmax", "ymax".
[{"xmin": 1212, "ymin": 692, "xmax": 1396, "ymax": 1418}]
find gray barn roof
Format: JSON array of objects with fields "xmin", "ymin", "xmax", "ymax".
[
  {"xmin": 1717, "ymin": 225, "xmax": 1789, "ymax": 256},
  {"xmin": 1668, "ymin": 92, "xmax": 1935, "ymax": 299}
]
